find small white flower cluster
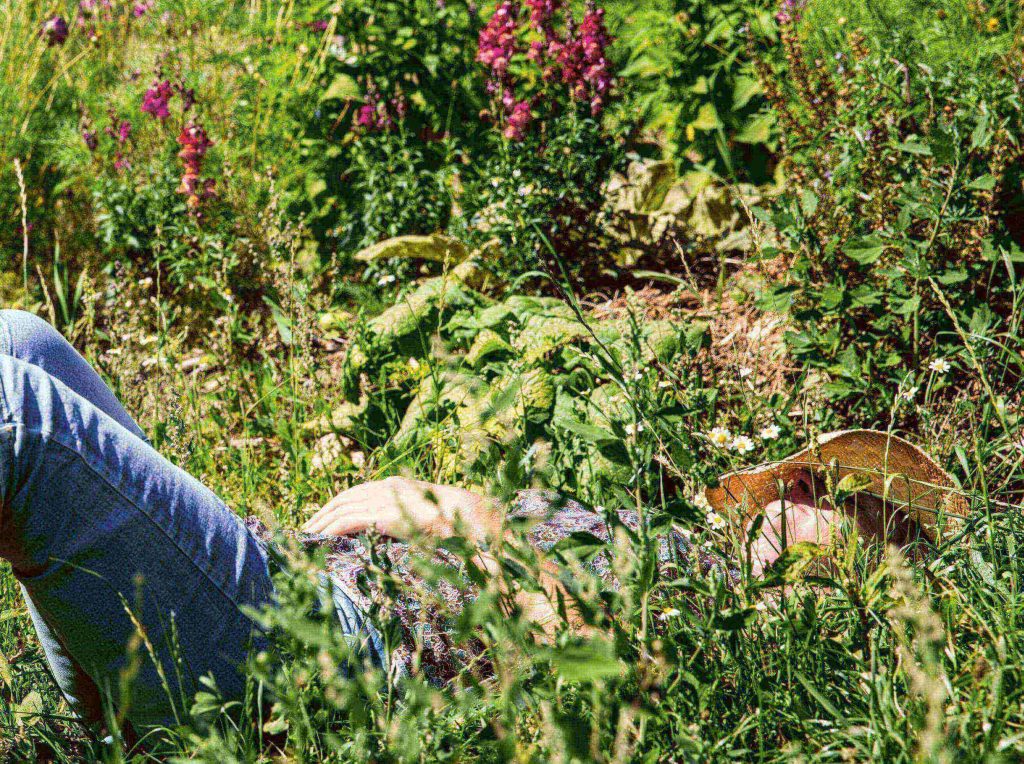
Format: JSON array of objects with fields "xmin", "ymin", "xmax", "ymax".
[
  {"xmin": 705, "ymin": 510, "xmax": 727, "ymax": 530},
  {"xmin": 706, "ymin": 424, "xmax": 781, "ymax": 453}
]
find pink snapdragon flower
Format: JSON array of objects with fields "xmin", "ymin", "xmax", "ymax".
[
  {"xmin": 476, "ymin": 1, "xmax": 519, "ymax": 80},
  {"xmin": 141, "ymin": 80, "xmax": 174, "ymax": 119},
  {"xmin": 177, "ymin": 122, "xmax": 215, "ymax": 213},
  {"xmin": 503, "ymin": 99, "xmax": 532, "ymax": 140}
]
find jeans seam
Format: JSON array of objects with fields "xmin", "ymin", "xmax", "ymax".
[
  {"xmin": 12, "ymin": 422, "xmax": 264, "ymax": 617},
  {"xmin": 0, "ymin": 312, "xmax": 12, "ymax": 358}
]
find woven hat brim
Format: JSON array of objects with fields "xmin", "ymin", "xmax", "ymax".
[{"xmin": 705, "ymin": 430, "xmax": 969, "ymax": 541}]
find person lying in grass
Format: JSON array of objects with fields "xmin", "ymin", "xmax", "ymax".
[{"xmin": 0, "ymin": 310, "xmax": 968, "ymax": 734}]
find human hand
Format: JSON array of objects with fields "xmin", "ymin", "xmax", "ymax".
[{"xmin": 301, "ymin": 476, "xmax": 499, "ymax": 543}]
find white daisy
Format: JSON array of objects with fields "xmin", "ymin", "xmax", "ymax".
[
  {"xmin": 928, "ymin": 357, "xmax": 952, "ymax": 374},
  {"xmin": 658, "ymin": 608, "xmax": 682, "ymax": 621},
  {"xmin": 693, "ymin": 491, "xmax": 711, "ymax": 512},
  {"xmin": 706, "ymin": 510, "xmax": 727, "ymax": 531},
  {"xmin": 759, "ymin": 424, "xmax": 781, "ymax": 441},
  {"xmin": 900, "ymin": 386, "xmax": 919, "ymax": 401},
  {"xmin": 708, "ymin": 426, "xmax": 732, "ymax": 447},
  {"xmin": 729, "ymin": 435, "xmax": 755, "ymax": 454}
]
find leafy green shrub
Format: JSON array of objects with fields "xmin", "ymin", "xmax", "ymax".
[
  {"xmin": 297, "ymin": 0, "xmax": 483, "ymax": 257},
  {"xmin": 611, "ymin": 0, "xmax": 776, "ymax": 182},
  {"xmin": 756, "ymin": 13, "xmax": 1024, "ymax": 421}
]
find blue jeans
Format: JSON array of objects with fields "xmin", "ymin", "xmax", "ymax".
[{"xmin": 0, "ymin": 310, "xmax": 376, "ymax": 730}]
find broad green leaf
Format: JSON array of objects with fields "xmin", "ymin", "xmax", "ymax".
[
  {"xmin": 555, "ymin": 415, "xmax": 616, "ymax": 444},
  {"xmin": 732, "ymin": 76, "xmax": 763, "ymax": 110},
  {"xmin": 896, "ymin": 139, "xmax": 932, "ymax": 156},
  {"xmin": 836, "ymin": 472, "xmax": 873, "ymax": 494},
  {"xmin": 691, "ymin": 102, "xmax": 722, "ymax": 131},
  {"xmin": 354, "ymin": 234, "xmax": 469, "ymax": 264},
  {"xmin": 545, "ymin": 639, "xmax": 622, "ymax": 682},
  {"xmin": 320, "ymin": 74, "xmax": 359, "ymax": 102},
  {"xmin": 845, "ymin": 238, "xmax": 886, "ymax": 264},
  {"xmin": 16, "ymin": 690, "xmax": 42, "ymax": 728},
  {"xmin": 466, "ymin": 329, "xmax": 513, "ymax": 366},
  {"xmin": 0, "ymin": 650, "xmax": 12, "ymax": 689},
  {"xmin": 713, "ymin": 608, "xmax": 754, "ymax": 631},
  {"xmin": 735, "ymin": 112, "xmax": 773, "ymax": 144},
  {"xmin": 966, "ymin": 173, "xmax": 996, "ymax": 190}
]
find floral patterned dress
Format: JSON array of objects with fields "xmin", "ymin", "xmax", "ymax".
[{"xmin": 247, "ymin": 490, "xmax": 731, "ymax": 686}]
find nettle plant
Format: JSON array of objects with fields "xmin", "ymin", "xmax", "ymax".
[{"xmin": 757, "ymin": 13, "xmax": 1024, "ymax": 420}]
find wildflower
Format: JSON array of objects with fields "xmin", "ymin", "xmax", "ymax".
[
  {"xmin": 729, "ymin": 435, "xmax": 755, "ymax": 454},
  {"xmin": 928, "ymin": 357, "xmax": 952, "ymax": 374},
  {"xmin": 754, "ymin": 600, "xmax": 768, "ymax": 612},
  {"xmin": 82, "ymin": 130, "xmax": 98, "ymax": 151},
  {"xmin": 525, "ymin": 0, "xmax": 559, "ymax": 29},
  {"xmin": 708, "ymin": 426, "xmax": 731, "ymax": 447},
  {"xmin": 986, "ymin": 17, "xmax": 1000, "ymax": 32},
  {"xmin": 739, "ymin": 366, "xmax": 753, "ymax": 379},
  {"xmin": 41, "ymin": 16, "xmax": 69, "ymax": 46},
  {"xmin": 503, "ymin": 99, "xmax": 532, "ymax": 140},
  {"xmin": 775, "ymin": 0, "xmax": 805, "ymax": 24},
  {"xmin": 133, "ymin": 1, "xmax": 154, "ymax": 17},
  {"xmin": 106, "ymin": 118, "xmax": 131, "ymax": 144},
  {"xmin": 376, "ymin": 274, "xmax": 396, "ymax": 286},
  {"xmin": 113, "ymin": 152, "xmax": 130, "ymax": 172},
  {"xmin": 657, "ymin": 607, "xmax": 681, "ymax": 621},
  {"xmin": 577, "ymin": 2, "xmax": 612, "ymax": 113},
  {"xmin": 141, "ymin": 80, "xmax": 174, "ymax": 120},
  {"xmin": 178, "ymin": 86, "xmax": 196, "ymax": 112},
  {"xmin": 354, "ymin": 85, "xmax": 399, "ymax": 132},
  {"xmin": 476, "ymin": 1, "xmax": 520, "ymax": 80},
  {"xmin": 759, "ymin": 423, "xmax": 781, "ymax": 440},
  {"xmin": 176, "ymin": 121, "xmax": 215, "ymax": 214},
  {"xmin": 705, "ymin": 510, "xmax": 727, "ymax": 531},
  {"xmin": 624, "ymin": 421, "xmax": 645, "ymax": 436},
  {"xmin": 899, "ymin": 386, "xmax": 919, "ymax": 401},
  {"xmin": 658, "ymin": 379, "xmax": 671, "ymax": 388},
  {"xmin": 356, "ymin": 103, "xmax": 378, "ymax": 128},
  {"xmin": 693, "ymin": 491, "xmax": 711, "ymax": 512},
  {"xmin": 631, "ymin": 369, "xmax": 643, "ymax": 381}
]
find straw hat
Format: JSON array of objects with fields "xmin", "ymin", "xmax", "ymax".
[{"xmin": 705, "ymin": 429, "xmax": 970, "ymax": 541}]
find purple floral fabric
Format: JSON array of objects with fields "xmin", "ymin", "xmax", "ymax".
[{"xmin": 248, "ymin": 490, "xmax": 723, "ymax": 685}]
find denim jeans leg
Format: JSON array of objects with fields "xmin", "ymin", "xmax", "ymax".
[
  {"xmin": 0, "ymin": 310, "xmax": 154, "ymax": 722},
  {"xmin": 0, "ymin": 310, "xmax": 147, "ymax": 441},
  {"xmin": 0, "ymin": 348, "xmax": 274, "ymax": 728}
]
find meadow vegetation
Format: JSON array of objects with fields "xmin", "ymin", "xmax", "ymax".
[{"xmin": 2, "ymin": 0, "xmax": 1024, "ymax": 760}]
